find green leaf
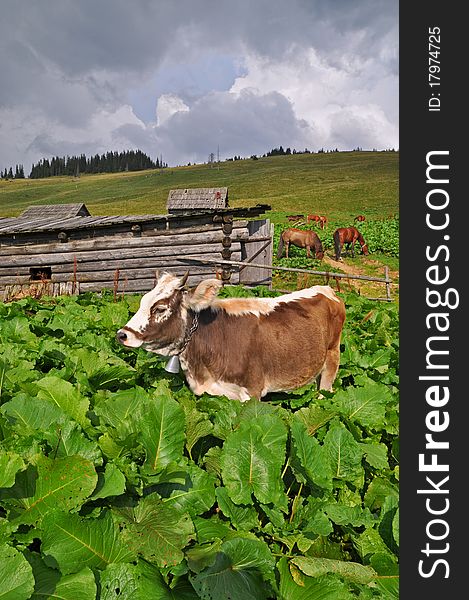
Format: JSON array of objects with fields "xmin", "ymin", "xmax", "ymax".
[
  {"xmin": 90, "ymin": 462, "xmax": 126, "ymax": 500},
  {"xmin": 88, "ymin": 365, "xmax": 136, "ymax": 391},
  {"xmin": 118, "ymin": 494, "xmax": 194, "ymax": 568},
  {"xmin": 364, "ymin": 477, "xmax": 398, "ymax": 511},
  {"xmin": 289, "ymin": 419, "xmax": 332, "ymax": 491},
  {"xmin": 323, "ymin": 421, "xmax": 363, "ymax": 481},
  {"xmin": 392, "ymin": 508, "xmax": 399, "ymax": 547},
  {"xmin": 3, "ymin": 455, "xmax": 97, "ymax": 525},
  {"xmin": 139, "ymin": 390, "xmax": 186, "ymax": 474},
  {"xmin": 44, "ymin": 420, "xmax": 102, "ymax": 465},
  {"xmin": 1, "ymin": 393, "xmax": 68, "ymax": 436},
  {"xmin": 41, "ymin": 510, "xmax": 135, "ymax": 574},
  {"xmin": 0, "ymin": 544, "xmax": 34, "ymax": 600},
  {"xmin": 221, "ymin": 414, "xmax": 287, "ymax": 505},
  {"xmin": 189, "ymin": 537, "xmax": 275, "ymax": 600},
  {"xmin": 36, "ymin": 376, "xmax": 90, "ymax": 430},
  {"xmin": 215, "ymin": 487, "xmax": 260, "ymax": 530},
  {"xmin": 94, "ymin": 387, "xmax": 147, "ymax": 439},
  {"xmin": 323, "ymin": 502, "xmax": 375, "ymax": 528},
  {"xmin": 100, "ymin": 560, "xmax": 199, "ymax": 599},
  {"xmin": 178, "ymin": 394, "xmax": 213, "ymax": 458},
  {"xmin": 0, "ymin": 317, "xmax": 37, "ymax": 344},
  {"xmin": 361, "ymin": 442, "xmax": 390, "ymax": 469},
  {"xmin": 291, "ymin": 556, "xmax": 377, "ymax": 584},
  {"xmin": 162, "ymin": 464, "xmax": 216, "ymax": 517},
  {"xmin": 27, "ymin": 552, "xmax": 97, "ymax": 600},
  {"xmin": 0, "ymin": 451, "xmax": 25, "ymax": 488},
  {"xmin": 353, "ymin": 528, "xmax": 396, "ymax": 564},
  {"xmin": 335, "ymin": 383, "xmax": 394, "ymax": 430},
  {"xmin": 277, "ymin": 557, "xmax": 351, "ymax": 600}
]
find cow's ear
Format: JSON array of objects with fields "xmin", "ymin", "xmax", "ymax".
[{"xmin": 185, "ymin": 279, "xmax": 222, "ymax": 311}]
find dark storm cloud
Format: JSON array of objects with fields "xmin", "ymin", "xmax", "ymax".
[
  {"xmin": 156, "ymin": 89, "xmax": 313, "ymax": 165},
  {"xmin": 0, "ymin": 0, "xmax": 398, "ymax": 172}
]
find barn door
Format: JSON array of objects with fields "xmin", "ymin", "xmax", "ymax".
[{"xmin": 239, "ymin": 219, "xmax": 273, "ymax": 288}]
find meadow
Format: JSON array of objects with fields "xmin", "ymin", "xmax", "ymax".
[{"xmin": 0, "ymin": 151, "xmax": 398, "ymax": 222}]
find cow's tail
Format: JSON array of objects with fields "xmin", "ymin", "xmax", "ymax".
[
  {"xmin": 333, "ymin": 229, "xmax": 341, "ymax": 260},
  {"xmin": 277, "ymin": 234, "xmax": 284, "ymax": 259}
]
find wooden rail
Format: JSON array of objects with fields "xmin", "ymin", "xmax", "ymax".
[{"xmin": 178, "ymin": 255, "xmax": 396, "ymax": 301}]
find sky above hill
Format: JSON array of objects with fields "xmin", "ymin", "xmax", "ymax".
[{"xmin": 0, "ymin": 0, "xmax": 398, "ymax": 174}]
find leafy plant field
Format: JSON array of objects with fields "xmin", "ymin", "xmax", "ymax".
[{"xmin": 0, "ymin": 286, "xmax": 399, "ymax": 599}]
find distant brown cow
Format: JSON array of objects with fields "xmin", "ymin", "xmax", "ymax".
[
  {"xmin": 354, "ymin": 215, "xmax": 366, "ymax": 222},
  {"xmin": 287, "ymin": 214, "xmax": 305, "ymax": 222},
  {"xmin": 117, "ymin": 273, "xmax": 346, "ymax": 401}
]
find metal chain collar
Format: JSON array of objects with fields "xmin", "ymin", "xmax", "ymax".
[{"xmin": 178, "ymin": 312, "xmax": 199, "ymax": 354}]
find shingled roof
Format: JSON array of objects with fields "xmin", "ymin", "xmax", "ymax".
[
  {"xmin": 20, "ymin": 203, "xmax": 90, "ymax": 219},
  {"xmin": 167, "ymin": 187, "xmax": 228, "ymax": 213}
]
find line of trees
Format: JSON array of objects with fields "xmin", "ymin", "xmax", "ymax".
[
  {"xmin": 0, "ymin": 150, "xmax": 166, "ymax": 180},
  {"xmin": 1, "ymin": 165, "xmax": 25, "ymax": 179},
  {"xmin": 29, "ymin": 150, "xmax": 165, "ymax": 179}
]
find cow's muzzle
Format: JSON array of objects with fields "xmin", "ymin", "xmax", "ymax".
[{"xmin": 116, "ymin": 329, "xmax": 128, "ymax": 344}]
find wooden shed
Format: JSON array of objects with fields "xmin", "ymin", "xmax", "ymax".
[
  {"xmin": 167, "ymin": 187, "xmax": 228, "ymax": 213},
  {"xmin": 0, "ymin": 200, "xmax": 273, "ymax": 301}
]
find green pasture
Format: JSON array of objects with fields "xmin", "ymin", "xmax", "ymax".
[{"xmin": 0, "ymin": 151, "xmax": 398, "ymax": 221}]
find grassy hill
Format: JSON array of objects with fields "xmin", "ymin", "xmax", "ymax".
[{"xmin": 0, "ymin": 151, "xmax": 398, "ymax": 223}]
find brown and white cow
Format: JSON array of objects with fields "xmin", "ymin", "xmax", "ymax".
[{"xmin": 116, "ymin": 272, "xmax": 346, "ymax": 401}]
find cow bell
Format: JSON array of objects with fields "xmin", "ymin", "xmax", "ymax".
[{"xmin": 164, "ymin": 355, "xmax": 181, "ymax": 374}]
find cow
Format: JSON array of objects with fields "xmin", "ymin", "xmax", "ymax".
[{"xmin": 116, "ymin": 272, "xmax": 346, "ymax": 402}]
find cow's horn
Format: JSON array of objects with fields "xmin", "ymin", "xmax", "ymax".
[{"xmin": 180, "ymin": 271, "xmax": 190, "ymax": 286}]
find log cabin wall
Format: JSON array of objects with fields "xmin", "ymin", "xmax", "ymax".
[{"xmin": 0, "ymin": 203, "xmax": 271, "ymax": 300}]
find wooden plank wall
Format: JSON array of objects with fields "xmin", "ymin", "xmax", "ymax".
[{"xmin": 0, "ymin": 221, "xmax": 250, "ymax": 299}]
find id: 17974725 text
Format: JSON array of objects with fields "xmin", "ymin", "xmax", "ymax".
[{"xmin": 428, "ymin": 26, "xmax": 441, "ymax": 112}]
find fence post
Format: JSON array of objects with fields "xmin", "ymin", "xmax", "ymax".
[{"xmin": 385, "ymin": 266, "xmax": 391, "ymax": 301}]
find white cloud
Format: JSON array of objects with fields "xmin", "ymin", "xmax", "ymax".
[
  {"xmin": 229, "ymin": 46, "xmax": 398, "ymax": 150},
  {"xmin": 156, "ymin": 94, "xmax": 190, "ymax": 126}
]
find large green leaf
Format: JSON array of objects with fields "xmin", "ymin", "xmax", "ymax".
[
  {"xmin": 1, "ymin": 393, "xmax": 68, "ymax": 436},
  {"xmin": 3, "ymin": 455, "xmax": 97, "ymax": 525},
  {"xmin": 117, "ymin": 494, "xmax": 194, "ymax": 568},
  {"xmin": 28, "ymin": 552, "xmax": 97, "ymax": 600},
  {"xmin": 161, "ymin": 464, "xmax": 216, "ymax": 517},
  {"xmin": 35, "ymin": 376, "xmax": 90, "ymax": 430},
  {"xmin": 41, "ymin": 510, "xmax": 135, "ymax": 574},
  {"xmin": 289, "ymin": 419, "xmax": 332, "ymax": 491},
  {"xmin": 138, "ymin": 390, "xmax": 186, "ymax": 474},
  {"xmin": 215, "ymin": 487, "xmax": 260, "ymax": 530},
  {"xmin": 221, "ymin": 414, "xmax": 287, "ymax": 505},
  {"xmin": 277, "ymin": 557, "xmax": 351, "ymax": 600},
  {"xmin": 94, "ymin": 387, "xmax": 148, "ymax": 440},
  {"xmin": 291, "ymin": 555, "xmax": 377, "ymax": 584},
  {"xmin": 90, "ymin": 462, "xmax": 126, "ymax": 500},
  {"xmin": 0, "ymin": 544, "xmax": 34, "ymax": 600},
  {"xmin": 0, "ymin": 451, "xmax": 25, "ymax": 488},
  {"xmin": 335, "ymin": 383, "xmax": 394, "ymax": 430},
  {"xmin": 0, "ymin": 317, "xmax": 37, "ymax": 344},
  {"xmin": 323, "ymin": 421, "xmax": 363, "ymax": 481},
  {"xmin": 100, "ymin": 561, "xmax": 199, "ymax": 600},
  {"xmin": 44, "ymin": 420, "xmax": 102, "ymax": 465},
  {"xmin": 189, "ymin": 537, "xmax": 275, "ymax": 600}
]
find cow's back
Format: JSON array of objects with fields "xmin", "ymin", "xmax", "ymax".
[{"xmin": 183, "ymin": 289, "xmax": 345, "ymax": 399}]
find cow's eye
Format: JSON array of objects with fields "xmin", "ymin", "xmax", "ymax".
[{"xmin": 151, "ymin": 304, "xmax": 167, "ymax": 314}]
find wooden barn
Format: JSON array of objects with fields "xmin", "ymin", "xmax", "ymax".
[
  {"xmin": 0, "ymin": 192, "xmax": 273, "ymax": 301},
  {"xmin": 167, "ymin": 187, "xmax": 228, "ymax": 213}
]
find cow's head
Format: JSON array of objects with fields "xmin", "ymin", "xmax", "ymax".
[{"xmin": 116, "ymin": 272, "xmax": 222, "ymax": 355}]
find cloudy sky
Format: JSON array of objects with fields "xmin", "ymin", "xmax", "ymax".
[{"xmin": 0, "ymin": 0, "xmax": 398, "ymax": 175}]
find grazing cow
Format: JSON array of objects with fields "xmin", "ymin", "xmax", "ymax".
[{"xmin": 116, "ymin": 273, "xmax": 346, "ymax": 401}]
